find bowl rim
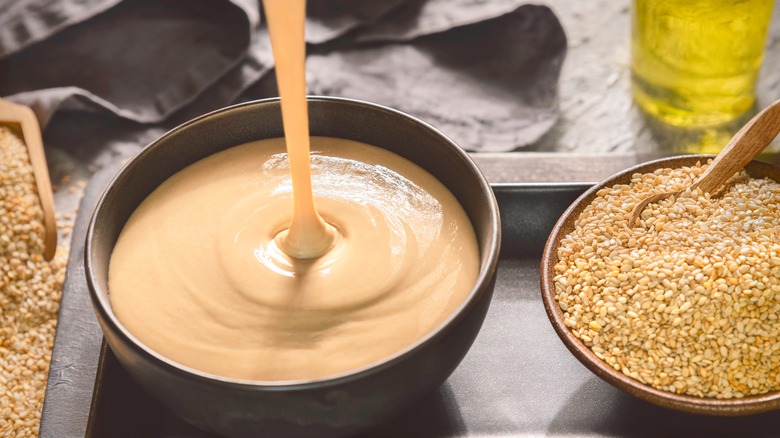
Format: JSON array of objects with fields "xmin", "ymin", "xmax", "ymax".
[
  {"xmin": 540, "ymin": 154, "xmax": 780, "ymax": 415},
  {"xmin": 85, "ymin": 95, "xmax": 502, "ymax": 389}
]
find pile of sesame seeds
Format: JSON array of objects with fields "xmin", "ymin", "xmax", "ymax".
[
  {"xmin": 0, "ymin": 127, "xmax": 69, "ymax": 436},
  {"xmin": 554, "ymin": 162, "xmax": 780, "ymax": 399}
]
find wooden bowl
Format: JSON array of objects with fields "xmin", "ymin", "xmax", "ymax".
[{"xmin": 540, "ymin": 155, "xmax": 780, "ymax": 416}]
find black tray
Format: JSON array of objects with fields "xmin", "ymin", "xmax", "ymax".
[{"xmin": 40, "ymin": 172, "xmax": 780, "ymax": 437}]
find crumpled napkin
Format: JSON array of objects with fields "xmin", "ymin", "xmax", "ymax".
[
  {"xmin": 0, "ymin": 0, "xmax": 566, "ymax": 167},
  {"xmin": 309, "ymin": 4, "xmax": 566, "ymax": 152}
]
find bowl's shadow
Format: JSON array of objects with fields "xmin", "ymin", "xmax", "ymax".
[
  {"xmin": 547, "ymin": 377, "xmax": 780, "ymax": 438},
  {"xmin": 361, "ymin": 383, "xmax": 466, "ymax": 437},
  {"xmin": 89, "ymin": 347, "xmax": 465, "ymax": 438}
]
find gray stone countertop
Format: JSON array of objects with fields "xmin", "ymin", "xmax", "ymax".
[{"xmin": 527, "ymin": 0, "xmax": 780, "ymax": 155}]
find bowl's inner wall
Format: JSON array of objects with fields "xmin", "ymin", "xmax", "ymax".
[{"xmin": 91, "ymin": 98, "xmax": 495, "ymax": 308}]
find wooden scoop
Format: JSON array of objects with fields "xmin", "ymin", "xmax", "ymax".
[
  {"xmin": 0, "ymin": 99, "xmax": 57, "ymax": 260},
  {"xmin": 629, "ymin": 99, "xmax": 780, "ymax": 227}
]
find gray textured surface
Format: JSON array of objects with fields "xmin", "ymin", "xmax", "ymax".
[
  {"xmin": 531, "ymin": 0, "xmax": 780, "ymax": 154},
  {"xmin": 39, "ymin": 164, "xmax": 114, "ymax": 438}
]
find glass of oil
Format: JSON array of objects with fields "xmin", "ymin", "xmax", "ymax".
[{"xmin": 631, "ymin": 0, "xmax": 775, "ymax": 128}]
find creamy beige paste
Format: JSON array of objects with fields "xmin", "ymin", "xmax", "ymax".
[
  {"xmin": 262, "ymin": 0, "xmax": 334, "ymax": 259},
  {"xmin": 108, "ymin": 137, "xmax": 479, "ymax": 381}
]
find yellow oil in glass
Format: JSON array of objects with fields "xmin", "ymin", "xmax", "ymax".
[{"xmin": 631, "ymin": 0, "xmax": 775, "ymax": 127}]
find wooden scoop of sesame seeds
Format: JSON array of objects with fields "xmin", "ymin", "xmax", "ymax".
[
  {"xmin": 0, "ymin": 99, "xmax": 56, "ymax": 260},
  {"xmin": 629, "ymin": 99, "xmax": 780, "ymax": 228}
]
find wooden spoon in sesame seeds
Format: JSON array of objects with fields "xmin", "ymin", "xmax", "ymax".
[
  {"xmin": 629, "ymin": 99, "xmax": 780, "ymax": 228},
  {"xmin": 0, "ymin": 99, "xmax": 57, "ymax": 260}
]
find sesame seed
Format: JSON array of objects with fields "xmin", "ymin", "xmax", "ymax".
[
  {"xmin": 554, "ymin": 162, "xmax": 780, "ymax": 399},
  {"xmin": 0, "ymin": 126, "xmax": 69, "ymax": 435}
]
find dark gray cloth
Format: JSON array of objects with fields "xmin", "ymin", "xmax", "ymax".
[
  {"xmin": 1, "ymin": 0, "xmax": 255, "ymax": 125},
  {"xmin": 0, "ymin": 0, "xmax": 566, "ymax": 165},
  {"xmin": 0, "ymin": 0, "xmax": 120, "ymax": 59},
  {"xmin": 309, "ymin": 5, "xmax": 566, "ymax": 151}
]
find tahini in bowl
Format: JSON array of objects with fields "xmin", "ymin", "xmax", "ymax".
[{"xmin": 86, "ymin": 97, "xmax": 501, "ymax": 438}]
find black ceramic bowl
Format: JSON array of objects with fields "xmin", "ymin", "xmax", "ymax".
[{"xmin": 85, "ymin": 97, "xmax": 501, "ymax": 437}]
